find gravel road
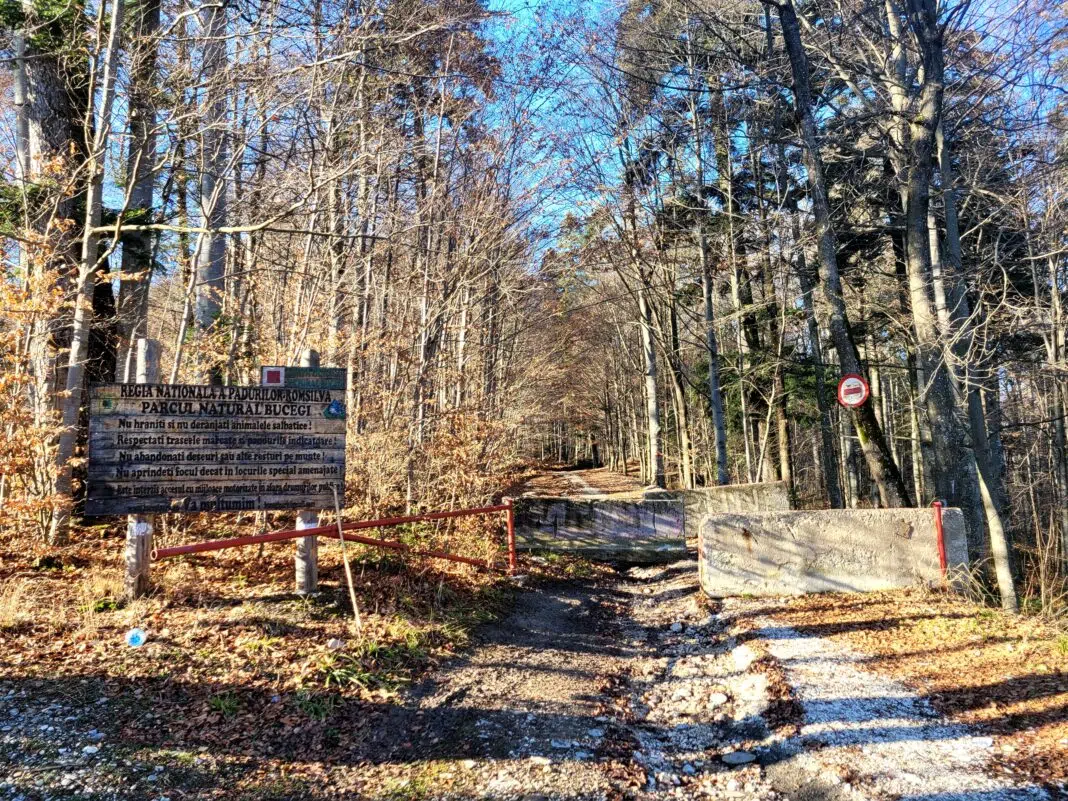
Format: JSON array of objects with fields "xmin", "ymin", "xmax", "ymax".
[{"xmin": 355, "ymin": 559, "xmax": 1052, "ymax": 801}]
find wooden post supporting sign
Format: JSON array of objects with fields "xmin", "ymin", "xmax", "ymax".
[
  {"xmin": 124, "ymin": 338, "xmax": 159, "ymax": 600},
  {"xmin": 294, "ymin": 348, "xmax": 320, "ymax": 594}
]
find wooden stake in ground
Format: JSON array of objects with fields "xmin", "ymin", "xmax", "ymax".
[
  {"xmin": 331, "ymin": 485, "xmax": 362, "ymax": 632},
  {"xmin": 294, "ymin": 348, "xmax": 320, "ymax": 594},
  {"xmin": 125, "ymin": 338, "xmax": 159, "ymax": 600}
]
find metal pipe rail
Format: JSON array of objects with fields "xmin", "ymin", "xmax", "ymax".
[
  {"xmin": 932, "ymin": 500, "xmax": 947, "ymax": 579},
  {"xmin": 151, "ymin": 501, "xmax": 518, "ymax": 574}
]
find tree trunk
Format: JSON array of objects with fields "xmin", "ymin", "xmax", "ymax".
[
  {"xmin": 51, "ymin": 0, "xmax": 125, "ymax": 543},
  {"xmin": 776, "ymin": 367, "xmax": 793, "ymax": 492},
  {"xmin": 797, "ymin": 252, "xmax": 843, "ymax": 507},
  {"xmin": 686, "ymin": 66, "xmax": 730, "ymax": 485},
  {"xmin": 117, "ymin": 0, "xmax": 161, "ymax": 378},
  {"xmin": 774, "ymin": 0, "xmax": 911, "ymax": 507},
  {"xmin": 638, "ymin": 284, "xmax": 665, "ymax": 488},
  {"xmin": 11, "ymin": 31, "xmax": 31, "ymax": 198},
  {"xmin": 195, "ymin": 0, "xmax": 229, "ymax": 384},
  {"xmin": 932, "ymin": 121, "xmax": 1017, "ymax": 609}
]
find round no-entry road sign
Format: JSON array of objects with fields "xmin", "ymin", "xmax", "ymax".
[{"xmin": 837, "ymin": 373, "xmax": 870, "ymax": 408}]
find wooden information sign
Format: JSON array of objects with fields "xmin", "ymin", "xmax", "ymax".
[{"xmin": 86, "ymin": 383, "xmax": 346, "ymax": 515}]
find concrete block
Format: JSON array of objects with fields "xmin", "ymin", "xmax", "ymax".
[
  {"xmin": 697, "ymin": 508, "xmax": 968, "ymax": 597},
  {"xmin": 680, "ymin": 482, "xmax": 792, "ymax": 539},
  {"xmin": 514, "ymin": 497, "xmax": 686, "ymax": 563}
]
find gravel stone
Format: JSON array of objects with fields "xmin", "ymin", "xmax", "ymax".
[{"xmin": 721, "ymin": 751, "xmax": 756, "ymax": 766}]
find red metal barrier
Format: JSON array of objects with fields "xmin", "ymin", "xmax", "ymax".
[
  {"xmin": 506, "ymin": 498, "xmax": 517, "ymax": 575},
  {"xmin": 932, "ymin": 500, "xmax": 947, "ymax": 579},
  {"xmin": 151, "ymin": 501, "xmax": 518, "ymax": 574}
]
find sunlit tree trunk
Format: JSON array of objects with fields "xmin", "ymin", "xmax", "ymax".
[
  {"xmin": 52, "ymin": 0, "xmax": 125, "ymax": 543},
  {"xmin": 195, "ymin": 0, "xmax": 229, "ymax": 384},
  {"xmin": 892, "ymin": 0, "xmax": 1015, "ymax": 609},
  {"xmin": 637, "ymin": 284, "xmax": 665, "ymax": 488}
]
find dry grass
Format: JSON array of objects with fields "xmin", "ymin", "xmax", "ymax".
[{"xmin": 0, "ymin": 577, "xmax": 30, "ymax": 629}]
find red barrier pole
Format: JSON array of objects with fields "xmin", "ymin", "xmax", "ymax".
[
  {"xmin": 932, "ymin": 500, "xmax": 947, "ymax": 579},
  {"xmin": 152, "ymin": 526, "xmax": 320, "ymax": 559},
  {"xmin": 151, "ymin": 503, "xmax": 513, "ymax": 567},
  {"xmin": 506, "ymin": 498, "xmax": 517, "ymax": 576},
  {"xmin": 317, "ymin": 530, "xmax": 493, "ymax": 570}
]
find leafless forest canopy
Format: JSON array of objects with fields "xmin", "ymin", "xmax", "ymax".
[{"xmin": 1, "ymin": 0, "xmax": 1067, "ymax": 609}]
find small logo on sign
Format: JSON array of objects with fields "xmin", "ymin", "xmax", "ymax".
[
  {"xmin": 262, "ymin": 367, "xmax": 285, "ymax": 387},
  {"xmin": 323, "ymin": 400, "xmax": 345, "ymax": 419}
]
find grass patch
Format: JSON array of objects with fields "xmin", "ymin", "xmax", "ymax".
[
  {"xmin": 314, "ymin": 638, "xmax": 426, "ymax": 692},
  {"xmin": 208, "ymin": 692, "xmax": 241, "ymax": 717},
  {"xmin": 79, "ymin": 596, "xmax": 121, "ymax": 613},
  {"xmin": 238, "ymin": 635, "xmax": 283, "ymax": 655},
  {"xmin": 374, "ymin": 763, "xmax": 452, "ymax": 801},
  {"xmin": 532, "ymin": 551, "xmax": 599, "ymax": 578},
  {"xmin": 295, "ymin": 689, "xmax": 341, "ymax": 721},
  {"xmin": 237, "ymin": 777, "xmax": 315, "ymax": 800}
]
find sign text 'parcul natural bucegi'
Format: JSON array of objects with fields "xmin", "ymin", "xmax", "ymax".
[{"xmin": 86, "ymin": 383, "xmax": 346, "ymax": 515}]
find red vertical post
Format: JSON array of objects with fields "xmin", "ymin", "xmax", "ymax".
[
  {"xmin": 506, "ymin": 498, "xmax": 517, "ymax": 576},
  {"xmin": 932, "ymin": 500, "xmax": 947, "ymax": 579}
]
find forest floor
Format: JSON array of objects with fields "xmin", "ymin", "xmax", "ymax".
[{"xmin": 1, "ymin": 469, "xmax": 1067, "ymax": 799}]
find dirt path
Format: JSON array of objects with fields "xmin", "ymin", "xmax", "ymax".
[
  {"xmin": 355, "ymin": 560, "xmax": 1053, "ymax": 801},
  {"xmin": 556, "ymin": 471, "xmax": 600, "ymax": 496},
  {"xmin": 362, "ymin": 575, "xmax": 636, "ymax": 798},
  {"xmin": 352, "ymin": 562, "xmax": 817, "ymax": 799},
  {"xmin": 356, "ymin": 561, "xmax": 781, "ymax": 800},
  {"xmin": 515, "ymin": 467, "xmax": 646, "ymax": 498}
]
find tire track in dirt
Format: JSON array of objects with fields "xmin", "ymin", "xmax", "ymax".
[{"xmin": 357, "ymin": 574, "xmax": 643, "ymax": 798}]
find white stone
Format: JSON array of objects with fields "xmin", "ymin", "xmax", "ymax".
[
  {"xmin": 731, "ymin": 645, "xmax": 757, "ymax": 672},
  {"xmin": 721, "ymin": 751, "xmax": 755, "ymax": 766}
]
